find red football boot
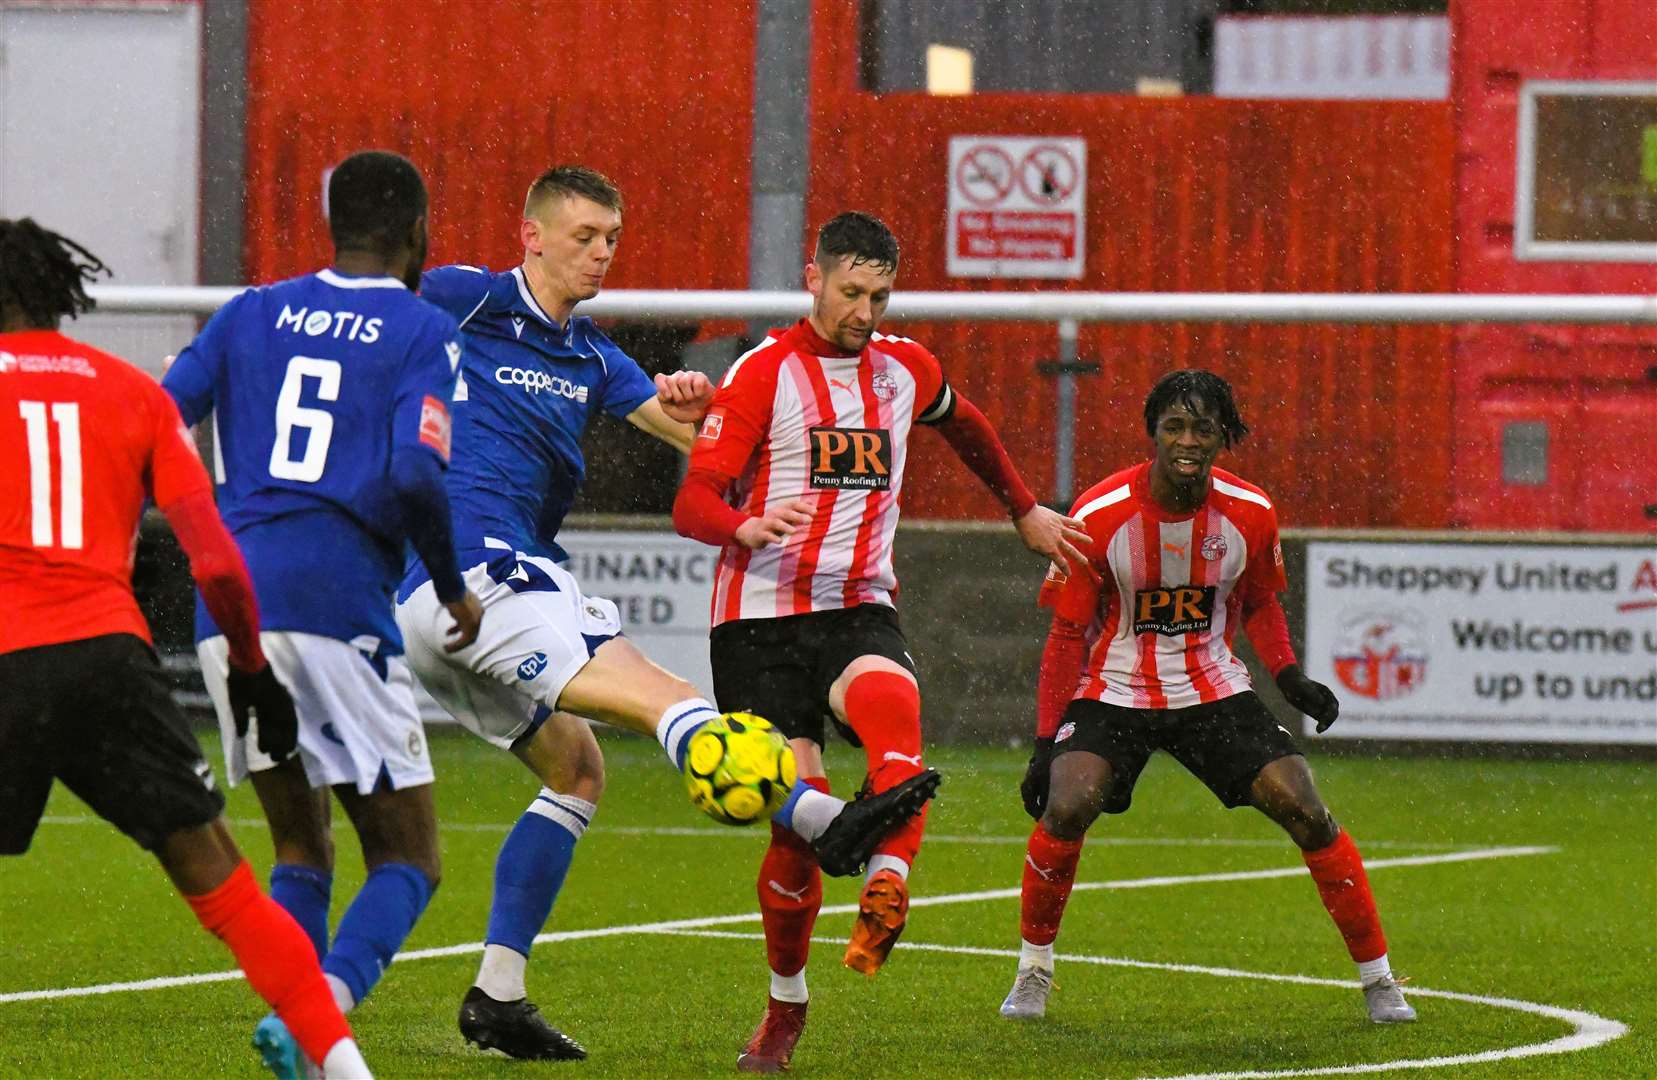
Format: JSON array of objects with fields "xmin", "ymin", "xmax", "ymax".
[{"xmin": 736, "ymin": 996, "xmax": 807, "ymax": 1073}]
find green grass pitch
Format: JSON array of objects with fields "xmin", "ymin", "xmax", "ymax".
[{"xmin": 1, "ymin": 730, "xmax": 1651, "ymax": 1078}]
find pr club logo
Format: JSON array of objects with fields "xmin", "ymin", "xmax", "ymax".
[{"xmin": 1331, "ymin": 608, "xmax": 1428, "ymax": 701}]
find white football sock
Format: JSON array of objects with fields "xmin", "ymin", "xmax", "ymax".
[
  {"xmin": 476, "ymin": 943, "xmax": 529, "ymax": 1002},
  {"xmin": 1020, "ymin": 939, "xmax": 1055, "ymax": 973},
  {"xmin": 655, "ymin": 698, "xmax": 720, "ymax": 769},
  {"xmin": 1358, "ymin": 953, "xmax": 1392, "ymax": 984},
  {"xmin": 783, "ymin": 788, "xmax": 842, "ymax": 844},
  {"xmin": 321, "ymin": 1036, "xmax": 372, "ymax": 1079},
  {"xmin": 324, "ymin": 972, "xmax": 355, "ymax": 1014},
  {"xmin": 769, "ymin": 969, "xmax": 808, "ymax": 1004},
  {"xmin": 866, "ymin": 854, "xmax": 910, "ymax": 881}
]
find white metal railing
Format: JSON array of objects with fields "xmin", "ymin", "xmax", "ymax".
[
  {"xmin": 88, "ymin": 285, "xmax": 1657, "ymax": 502},
  {"xmin": 85, "ymin": 286, "xmax": 1657, "ymax": 323}
]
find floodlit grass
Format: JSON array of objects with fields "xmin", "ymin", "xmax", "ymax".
[{"xmin": 2, "ymin": 729, "xmax": 1651, "ymax": 1078}]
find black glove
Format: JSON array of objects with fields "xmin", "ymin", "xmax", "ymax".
[
  {"xmin": 227, "ymin": 664, "xmax": 300, "ymax": 760},
  {"xmin": 1276, "ymin": 664, "xmax": 1340, "ymax": 734},
  {"xmin": 1020, "ymin": 737, "xmax": 1056, "ymax": 820}
]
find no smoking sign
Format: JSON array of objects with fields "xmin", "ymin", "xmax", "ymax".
[{"xmin": 948, "ymin": 135, "xmax": 1086, "ymax": 279}]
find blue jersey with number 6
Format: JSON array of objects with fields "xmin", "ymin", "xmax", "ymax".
[{"xmin": 163, "ymin": 268, "xmax": 461, "ymax": 650}]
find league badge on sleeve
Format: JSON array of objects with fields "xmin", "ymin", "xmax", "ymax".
[
  {"xmin": 699, "ymin": 413, "xmax": 724, "ymax": 441},
  {"xmin": 419, "ymin": 395, "xmax": 452, "ymax": 461}
]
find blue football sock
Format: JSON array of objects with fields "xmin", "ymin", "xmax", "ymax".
[
  {"xmin": 322, "ymin": 862, "xmax": 433, "ymax": 1007},
  {"xmin": 269, "ymin": 863, "xmax": 332, "ymax": 960},
  {"xmin": 770, "ymin": 779, "xmax": 812, "ymax": 833},
  {"xmin": 485, "ymin": 790, "xmax": 594, "ymax": 955},
  {"xmin": 655, "ymin": 699, "xmax": 720, "ymax": 771}
]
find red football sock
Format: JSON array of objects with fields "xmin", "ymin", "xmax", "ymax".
[
  {"xmin": 758, "ymin": 778, "xmax": 827, "ymax": 977},
  {"xmin": 841, "ymin": 671, "xmax": 926, "ymax": 864},
  {"xmin": 1302, "ymin": 829, "xmax": 1388, "ymax": 963},
  {"xmin": 1020, "ymin": 822, "xmax": 1084, "ymax": 947},
  {"xmin": 184, "ymin": 860, "xmax": 352, "ymax": 1064}
]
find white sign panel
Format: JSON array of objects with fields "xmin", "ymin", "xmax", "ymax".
[
  {"xmin": 948, "ymin": 135, "xmax": 1085, "ymax": 279},
  {"xmin": 1305, "ymin": 542, "xmax": 1657, "ymax": 745},
  {"xmin": 558, "ymin": 530, "xmax": 718, "ymax": 697}
]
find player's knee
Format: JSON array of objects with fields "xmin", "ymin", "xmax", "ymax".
[
  {"xmin": 1042, "ymin": 787, "xmax": 1100, "ymax": 841},
  {"xmin": 553, "ymin": 754, "xmax": 604, "ymax": 805},
  {"xmin": 1278, "ymin": 801, "xmax": 1338, "ymax": 851}
]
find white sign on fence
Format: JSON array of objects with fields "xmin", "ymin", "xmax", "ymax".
[
  {"xmin": 1304, "ymin": 542, "xmax": 1657, "ymax": 745},
  {"xmin": 558, "ymin": 530, "xmax": 717, "ymax": 697},
  {"xmin": 947, "ymin": 135, "xmax": 1085, "ymax": 279}
]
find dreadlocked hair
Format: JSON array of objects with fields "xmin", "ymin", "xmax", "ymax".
[
  {"xmin": 0, "ymin": 218, "xmax": 110, "ymax": 327},
  {"xmin": 1142, "ymin": 368, "xmax": 1250, "ymax": 448}
]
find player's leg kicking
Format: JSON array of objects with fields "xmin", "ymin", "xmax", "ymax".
[
  {"xmin": 716, "ymin": 606, "xmax": 939, "ymax": 1074},
  {"xmin": 737, "ymin": 661, "xmax": 931, "ymax": 1072},
  {"xmin": 199, "ymin": 632, "xmax": 442, "ymax": 1078},
  {"xmin": 396, "ymin": 550, "xmax": 938, "ymax": 1059},
  {"xmin": 828, "ymin": 656, "xmax": 931, "ymax": 976}
]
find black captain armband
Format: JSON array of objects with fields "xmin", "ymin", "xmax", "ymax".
[{"xmin": 916, "ymin": 381, "xmax": 957, "ymax": 425}]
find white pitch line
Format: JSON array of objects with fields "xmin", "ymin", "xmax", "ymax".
[
  {"xmin": 649, "ymin": 933, "xmax": 1627, "ymax": 1080},
  {"xmin": 0, "ymin": 845, "xmax": 1554, "ymax": 1005}
]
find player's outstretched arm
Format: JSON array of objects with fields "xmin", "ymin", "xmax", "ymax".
[
  {"xmin": 934, "ymin": 392, "xmax": 1094, "ymax": 578},
  {"xmin": 673, "ymin": 468, "xmax": 814, "ymax": 550},
  {"xmin": 626, "ymin": 371, "xmax": 715, "ymax": 453},
  {"xmin": 1014, "ymin": 505, "xmax": 1096, "ymax": 582}
]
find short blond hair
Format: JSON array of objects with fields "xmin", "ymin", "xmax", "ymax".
[{"xmin": 524, "ymin": 165, "xmax": 623, "ymax": 220}]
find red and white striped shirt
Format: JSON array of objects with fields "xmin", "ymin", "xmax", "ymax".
[
  {"xmin": 1041, "ymin": 462, "xmax": 1286, "ymax": 710},
  {"xmin": 688, "ymin": 319, "xmax": 952, "ymax": 627}
]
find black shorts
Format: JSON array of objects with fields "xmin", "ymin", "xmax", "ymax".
[
  {"xmin": 1052, "ymin": 692, "xmax": 1301, "ymax": 814},
  {"xmin": 709, "ymin": 604, "xmax": 917, "ymax": 747},
  {"xmin": 0, "ymin": 634, "xmax": 225, "ymax": 855}
]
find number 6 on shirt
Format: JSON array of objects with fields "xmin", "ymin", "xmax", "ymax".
[{"xmin": 268, "ymin": 356, "xmax": 341, "ymax": 482}]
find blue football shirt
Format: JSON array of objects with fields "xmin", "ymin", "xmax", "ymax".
[
  {"xmin": 398, "ymin": 264, "xmax": 655, "ymax": 596},
  {"xmin": 164, "ymin": 269, "xmax": 461, "ymax": 651}
]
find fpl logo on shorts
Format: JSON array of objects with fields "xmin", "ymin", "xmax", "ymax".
[{"xmin": 517, "ymin": 651, "xmax": 549, "ymax": 681}]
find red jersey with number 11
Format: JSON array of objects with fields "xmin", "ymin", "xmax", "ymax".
[{"xmin": 0, "ymin": 330, "xmax": 212, "ymax": 654}]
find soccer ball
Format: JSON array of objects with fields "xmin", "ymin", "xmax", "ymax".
[{"xmin": 684, "ymin": 713, "xmax": 796, "ymax": 826}]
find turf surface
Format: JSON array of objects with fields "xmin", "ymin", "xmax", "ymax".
[{"xmin": 2, "ymin": 729, "xmax": 1650, "ymax": 1078}]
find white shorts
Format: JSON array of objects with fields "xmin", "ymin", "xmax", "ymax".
[
  {"xmin": 197, "ymin": 631, "xmax": 433, "ymax": 795},
  {"xmin": 396, "ymin": 553, "xmax": 622, "ymax": 750}
]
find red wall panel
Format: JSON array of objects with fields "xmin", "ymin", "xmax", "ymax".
[
  {"xmin": 244, "ymin": 0, "xmax": 756, "ymax": 290},
  {"xmin": 1451, "ymin": 0, "xmax": 1657, "ymax": 532},
  {"xmin": 243, "ymin": 1, "xmax": 1456, "ymax": 529},
  {"xmin": 807, "ymin": 0, "xmax": 1455, "ymax": 528}
]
